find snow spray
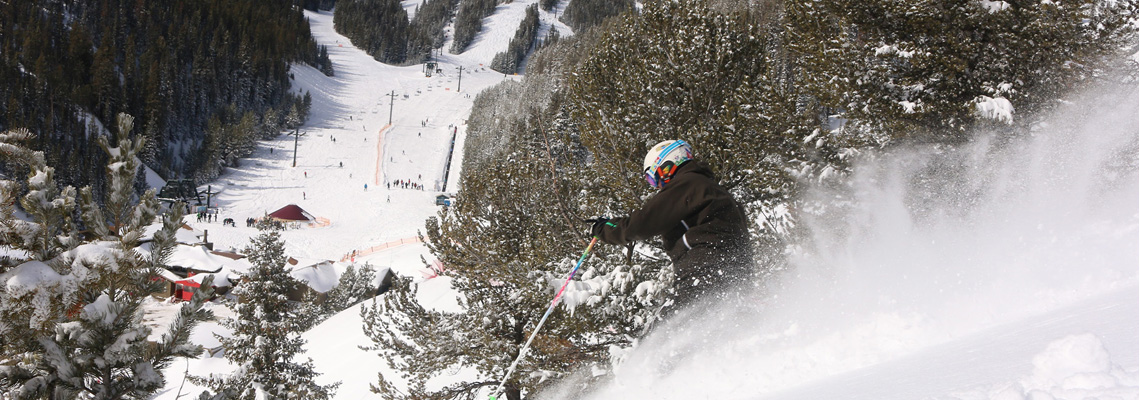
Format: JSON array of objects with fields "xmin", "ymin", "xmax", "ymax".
[
  {"xmin": 553, "ymin": 86, "xmax": 1138, "ymax": 399},
  {"xmin": 489, "ymin": 237, "xmax": 599, "ymax": 400}
]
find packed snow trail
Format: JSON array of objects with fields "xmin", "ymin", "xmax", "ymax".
[
  {"xmin": 553, "ymin": 86, "xmax": 1139, "ymax": 400},
  {"xmin": 181, "ymin": 9, "xmax": 520, "ymax": 260}
]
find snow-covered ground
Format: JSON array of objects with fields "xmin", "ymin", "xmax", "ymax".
[{"xmin": 149, "ymin": 4, "xmax": 1138, "ymax": 400}]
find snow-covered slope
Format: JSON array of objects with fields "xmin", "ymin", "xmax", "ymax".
[
  {"xmin": 149, "ymin": 4, "xmax": 1138, "ymax": 399},
  {"xmin": 151, "ymin": 5, "xmax": 566, "ymax": 399}
]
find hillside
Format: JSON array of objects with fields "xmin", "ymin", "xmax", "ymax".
[
  {"xmin": 0, "ymin": 0, "xmax": 1132, "ymax": 399},
  {"xmin": 148, "ymin": 5, "xmax": 572, "ymax": 398}
]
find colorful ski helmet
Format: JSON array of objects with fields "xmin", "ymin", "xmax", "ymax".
[{"xmin": 643, "ymin": 140, "xmax": 692, "ymax": 189}]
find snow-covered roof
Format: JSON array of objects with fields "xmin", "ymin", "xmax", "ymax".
[
  {"xmin": 140, "ymin": 223, "xmax": 203, "ymax": 245},
  {"xmin": 289, "ymin": 258, "xmax": 338, "ymax": 293},
  {"xmin": 168, "ymin": 245, "xmax": 228, "ymax": 273},
  {"xmin": 212, "ymin": 252, "xmax": 252, "ymax": 277},
  {"xmin": 155, "ymin": 268, "xmax": 181, "ymax": 282},
  {"xmin": 178, "ymin": 272, "xmax": 233, "ymax": 288}
]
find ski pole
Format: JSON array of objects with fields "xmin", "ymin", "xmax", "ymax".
[{"xmin": 489, "ymin": 236, "xmax": 599, "ymax": 400}]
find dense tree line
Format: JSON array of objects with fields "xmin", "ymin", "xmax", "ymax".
[
  {"xmin": 303, "ymin": 0, "xmax": 338, "ymax": 11},
  {"xmin": 451, "ymin": 0, "xmax": 500, "ymax": 54},
  {"xmin": 490, "ymin": 5, "xmax": 542, "ymax": 74},
  {"xmin": 335, "ymin": 0, "xmax": 458, "ymax": 65},
  {"xmin": 408, "ymin": 0, "xmax": 462, "ymax": 63},
  {"xmin": 559, "ymin": 0, "xmax": 635, "ymax": 33},
  {"xmin": 370, "ymin": 0, "xmax": 1137, "ymax": 398},
  {"xmin": 317, "ymin": 44, "xmax": 335, "ymax": 76},
  {"xmin": 0, "ymin": 0, "xmax": 320, "ymax": 189},
  {"xmin": 335, "ymin": 0, "xmax": 410, "ymax": 63}
]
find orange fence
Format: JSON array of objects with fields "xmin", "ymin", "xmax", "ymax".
[{"xmin": 341, "ymin": 236, "xmax": 422, "ymax": 262}]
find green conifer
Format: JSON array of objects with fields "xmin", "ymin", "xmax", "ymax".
[{"xmin": 199, "ymin": 226, "xmax": 338, "ymax": 400}]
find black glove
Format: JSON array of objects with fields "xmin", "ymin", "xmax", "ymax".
[{"xmin": 585, "ymin": 217, "xmax": 609, "ymax": 238}]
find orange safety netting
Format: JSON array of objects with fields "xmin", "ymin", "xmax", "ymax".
[{"xmin": 341, "ymin": 236, "xmax": 421, "ymax": 262}]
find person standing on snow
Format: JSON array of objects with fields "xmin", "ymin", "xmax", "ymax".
[{"xmin": 590, "ymin": 139, "xmax": 752, "ymax": 314}]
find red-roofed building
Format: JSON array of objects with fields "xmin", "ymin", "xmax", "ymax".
[{"xmin": 268, "ymin": 204, "xmax": 314, "ymax": 222}]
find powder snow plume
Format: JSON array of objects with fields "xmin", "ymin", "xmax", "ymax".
[{"xmin": 549, "ymin": 85, "xmax": 1139, "ymax": 399}]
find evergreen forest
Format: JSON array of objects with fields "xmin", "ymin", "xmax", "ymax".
[
  {"xmin": 0, "ymin": 0, "xmax": 323, "ymax": 190},
  {"xmin": 334, "ymin": 0, "xmax": 459, "ymax": 65}
]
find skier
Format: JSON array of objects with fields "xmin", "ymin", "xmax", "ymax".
[{"xmin": 590, "ymin": 140, "xmax": 752, "ymax": 316}]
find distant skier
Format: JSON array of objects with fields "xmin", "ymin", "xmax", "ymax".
[{"xmin": 590, "ymin": 140, "xmax": 752, "ymax": 316}]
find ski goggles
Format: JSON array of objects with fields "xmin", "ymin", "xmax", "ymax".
[
  {"xmin": 645, "ymin": 161, "xmax": 682, "ymax": 188},
  {"xmin": 645, "ymin": 167, "xmax": 662, "ymax": 188}
]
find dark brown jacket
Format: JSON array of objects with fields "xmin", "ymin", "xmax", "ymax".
[{"xmin": 595, "ymin": 160, "xmax": 751, "ymax": 304}]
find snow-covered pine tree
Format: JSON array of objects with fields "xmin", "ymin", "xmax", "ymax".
[
  {"xmin": 199, "ymin": 226, "xmax": 337, "ymax": 400},
  {"xmin": 0, "ymin": 113, "xmax": 215, "ymax": 399},
  {"xmin": 0, "ymin": 127, "xmax": 79, "ymax": 266},
  {"xmin": 320, "ymin": 263, "xmax": 378, "ymax": 317},
  {"xmin": 0, "ymin": 126, "xmax": 82, "ymax": 375},
  {"xmin": 785, "ymin": 0, "xmax": 1138, "ymax": 144},
  {"xmin": 567, "ymin": 0, "xmax": 803, "ymax": 275}
]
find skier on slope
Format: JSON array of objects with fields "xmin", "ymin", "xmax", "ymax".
[{"xmin": 590, "ymin": 139, "xmax": 752, "ymax": 315}]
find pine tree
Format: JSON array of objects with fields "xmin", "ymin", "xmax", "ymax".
[
  {"xmin": 566, "ymin": 0, "xmax": 808, "ymax": 267},
  {"xmin": 784, "ymin": 0, "xmax": 1138, "ymax": 144},
  {"xmin": 0, "ymin": 114, "xmax": 215, "ymax": 399},
  {"xmin": 199, "ymin": 227, "xmax": 338, "ymax": 400},
  {"xmin": 320, "ymin": 263, "xmax": 378, "ymax": 317}
]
